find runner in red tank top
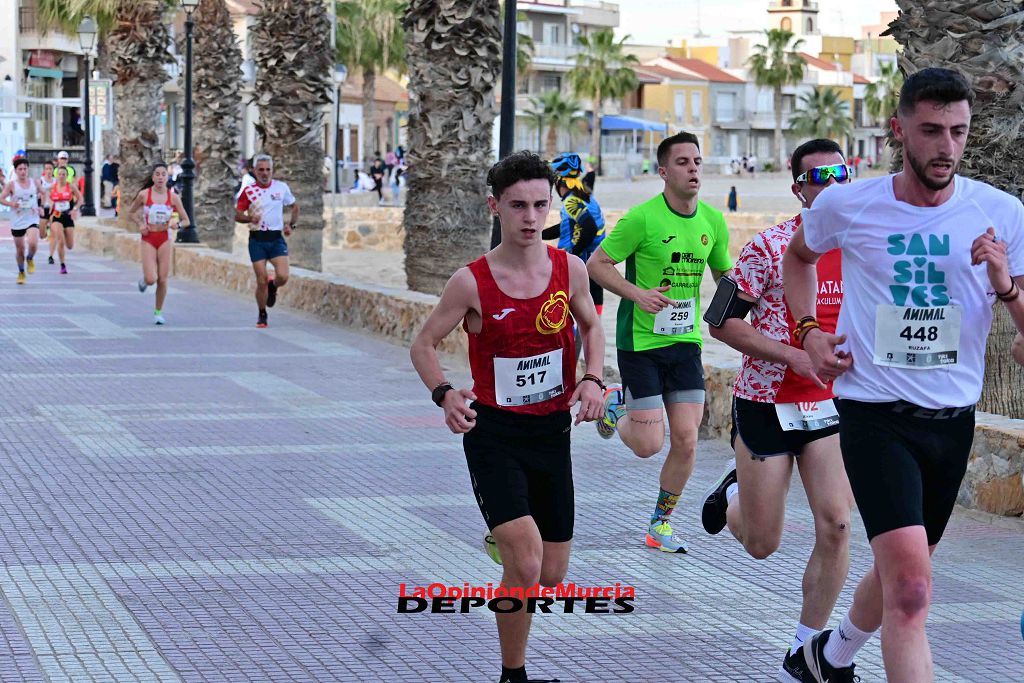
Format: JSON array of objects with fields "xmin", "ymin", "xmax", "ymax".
[
  {"xmin": 701, "ymin": 140, "xmax": 857, "ymax": 682},
  {"xmin": 47, "ymin": 166, "xmax": 82, "ymax": 274},
  {"xmin": 411, "ymin": 152, "xmax": 605, "ymax": 683},
  {"xmin": 127, "ymin": 163, "xmax": 192, "ymax": 325}
]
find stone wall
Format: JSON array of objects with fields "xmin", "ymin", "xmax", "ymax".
[
  {"xmin": 74, "ymin": 217, "xmax": 1024, "ymax": 518},
  {"xmin": 321, "ymin": 206, "xmax": 788, "ymax": 255}
]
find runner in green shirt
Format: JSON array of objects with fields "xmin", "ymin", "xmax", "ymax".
[{"xmin": 587, "ymin": 131, "xmax": 732, "ymax": 553}]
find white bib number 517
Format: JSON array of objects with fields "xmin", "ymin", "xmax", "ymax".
[
  {"xmin": 873, "ymin": 304, "xmax": 961, "ymax": 369},
  {"xmin": 493, "ymin": 349, "xmax": 564, "ymax": 406},
  {"xmin": 654, "ymin": 298, "xmax": 695, "ymax": 335}
]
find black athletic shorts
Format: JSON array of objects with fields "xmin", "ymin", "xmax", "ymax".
[
  {"xmin": 463, "ymin": 402, "xmax": 574, "ymax": 542},
  {"xmin": 50, "ymin": 212, "xmax": 74, "ymax": 229},
  {"xmin": 10, "ymin": 226, "xmax": 37, "ymax": 238},
  {"xmin": 838, "ymin": 399, "xmax": 975, "ymax": 545},
  {"xmin": 731, "ymin": 396, "xmax": 839, "ymax": 459},
  {"xmin": 617, "ymin": 342, "xmax": 705, "ymax": 409}
]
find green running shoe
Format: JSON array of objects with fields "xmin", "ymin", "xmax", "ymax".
[{"xmin": 484, "ymin": 533, "xmax": 502, "ymax": 565}]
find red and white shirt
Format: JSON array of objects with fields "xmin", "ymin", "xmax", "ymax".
[
  {"xmin": 236, "ymin": 179, "xmax": 295, "ymax": 231},
  {"xmin": 731, "ymin": 215, "xmax": 843, "ymax": 403}
]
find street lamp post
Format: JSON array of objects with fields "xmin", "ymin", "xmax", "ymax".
[
  {"xmin": 176, "ymin": 0, "xmax": 200, "ymax": 243},
  {"xmin": 77, "ymin": 15, "xmax": 97, "ymax": 217},
  {"xmin": 490, "ymin": 0, "xmax": 517, "ymax": 248}
]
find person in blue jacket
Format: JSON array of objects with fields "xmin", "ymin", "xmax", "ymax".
[{"xmin": 543, "ymin": 153, "xmax": 606, "ymax": 317}]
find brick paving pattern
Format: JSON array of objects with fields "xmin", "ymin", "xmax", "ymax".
[{"xmin": 0, "ymin": 230, "xmax": 1021, "ymax": 682}]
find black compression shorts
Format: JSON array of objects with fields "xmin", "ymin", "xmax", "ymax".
[
  {"xmin": 838, "ymin": 399, "xmax": 975, "ymax": 545},
  {"xmin": 463, "ymin": 403, "xmax": 574, "ymax": 542}
]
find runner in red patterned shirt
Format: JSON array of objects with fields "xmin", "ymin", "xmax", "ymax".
[{"xmin": 699, "ymin": 139, "xmax": 858, "ymax": 683}]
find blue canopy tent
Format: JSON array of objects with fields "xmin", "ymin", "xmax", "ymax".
[
  {"xmin": 599, "ymin": 115, "xmax": 667, "ymax": 173},
  {"xmin": 600, "ymin": 115, "xmax": 667, "ymax": 133}
]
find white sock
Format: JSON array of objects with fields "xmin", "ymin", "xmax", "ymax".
[
  {"xmin": 791, "ymin": 622, "xmax": 816, "ymax": 653},
  {"xmin": 725, "ymin": 482, "xmax": 739, "ymax": 504},
  {"xmin": 823, "ymin": 612, "xmax": 874, "ymax": 668}
]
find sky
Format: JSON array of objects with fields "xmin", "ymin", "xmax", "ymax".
[{"xmin": 616, "ymin": 0, "xmax": 900, "ymax": 45}]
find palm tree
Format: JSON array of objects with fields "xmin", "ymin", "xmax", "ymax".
[
  {"xmin": 747, "ymin": 28, "xmax": 806, "ymax": 167},
  {"xmin": 36, "ymin": 0, "xmax": 174, "ymax": 224},
  {"xmin": 336, "ymin": 0, "xmax": 405, "ymax": 165},
  {"xmin": 568, "ymin": 28, "xmax": 639, "ymax": 175},
  {"xmin": 525, "ymin": 91, "xmax": 583, "ymax": 158},
  {"xmin": 251, "ymin": 0, "xmax": 333, "ymax": 271},
  {"xmin": 887, "ymin": 1, "xmax": 1024, "ymax": 418},
  {"xmin": 789, "ymin": 87, "xmax": 853, "ymax": 142},
  {"xmin": 864, "ymin": 60, "xmax": 903, "ymax": 127},
  {"xmin": 401, "ymin": 0, "xmax": 502, "ymax": 295},
  {"xmin": 190, "ymin": 0, "xmax": 242, "ymax": 251}
]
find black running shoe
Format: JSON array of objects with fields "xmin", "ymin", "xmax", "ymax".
[
  {"xmin": 779, "ymin": 646, "xmax": 815, "ymax": 682},
  {"xmin": 256, "ymin": 310, "xmax": 268, "ymax": 328},
  {"xmin": 804, "ymin": 630, "xmax": 860, "ymax": 683},
  {"xmin": 48, "ymin": 256, "xmax": 55, "ymax": 265},
  {"xmin": 497, "ymin": 678, "xmax": 560, "ymax": 683},
  {"xmin": 267, "ymin": 279, "xmax": 277, "ymax": 308},
  {"xmin": 700, "ymin": 458, "xmax": 737, "ymax": 534}
]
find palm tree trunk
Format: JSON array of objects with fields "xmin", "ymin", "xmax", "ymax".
[
  {"xmin": 96, "ymin": 40, "xmax": 119, "ymax": 160},
  {"xmin": 107, "ymin": 0, "xmax": 175, "ymax": 230},
  {"xmin": 191, "ymin": 0, "xmax": 242, "ymax": 251},
  {"xmin": 591, "ymin": 89, "xmax": 602, "ymax": 174},
  {"xmin": 362, "ymin": 67, "xmax": 378, "ymax": 164},
  {"xmin": 982, "ymin": 307, "xmax": 1024, "ymax": 417},
  {"xmin": 402, "ymin": 0, "xmax": 502, "ymax": 295},
  {"xmin": 773, "ymin": 86, "xmax": 784, "ymax": 168},
  {"xmin": 545, "ymin": 123, "xmax": 557, "ymax": 159},
  {"xmin": 252, "ymin": 0, "xmax": 333, "ymax": 271}
]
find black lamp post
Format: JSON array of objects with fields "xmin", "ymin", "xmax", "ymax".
[
  {"xmin": 176, "ymin": 0, "xmax": 200, "ymax": 243},
  {"xmin": 77, "ymin": 15, "xmax": 97, "ymax": 217},
  {"xmin": 490, "ymin": 0, "xmax": 517, "ymax": 248}
]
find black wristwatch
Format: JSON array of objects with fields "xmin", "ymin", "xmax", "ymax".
[{"xmin": 432, "ymin": 382, "xmax": 454, "ymax": 407}]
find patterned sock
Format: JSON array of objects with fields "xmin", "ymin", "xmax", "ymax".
[
  {"xmin": 652, "ymin": 488, "xmax": 681, "ymax": 522},
  {"xmin": 791, "ymin": 622, "xmax": 816, "ymax": 653},
  {"xmin": 823, "ymin": 612, "xmax": 874, "ymax": 667}
]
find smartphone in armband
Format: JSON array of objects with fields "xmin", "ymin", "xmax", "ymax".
[{"xmin": 703, "ymin": 276, "xmax": 739, "ymax": 328}]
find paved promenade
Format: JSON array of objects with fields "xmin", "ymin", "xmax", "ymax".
[{"xmin": 0, "ymin": 232, "xmax": 1021, "ymax": 682}]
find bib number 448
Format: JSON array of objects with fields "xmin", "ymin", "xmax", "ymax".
[{"xmin": 899, "ymin": 326, "xmax": 938, "ymax": 342}]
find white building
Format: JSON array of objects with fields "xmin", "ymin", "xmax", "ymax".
[{"xmin": 1, "ymin": 0, "xmax": 90, "ymax": 169}]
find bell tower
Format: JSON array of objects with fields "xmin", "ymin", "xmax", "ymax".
[{"xmin": 767, "ymin": 0, "xmax": 820, "ymax": 37}]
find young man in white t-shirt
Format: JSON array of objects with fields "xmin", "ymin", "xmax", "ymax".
[
  {"xmin": 235, "ymin": 154, "xmax": 299, "ymax": 328},
  {"xmin": 783, "ymin": 68, "xmax": 1024, "ymax": 683},
  {"xmin": 702, "ymin": 139, "xmax": 855, "ymax": 683}
]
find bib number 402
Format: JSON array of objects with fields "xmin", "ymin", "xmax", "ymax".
[
  {"xmin": 899, "ymin": 325, "xmax": 938, "ymax": 342},
  {"xmin": 516, "ymin": 370, "xmax": 547, "ymax": 387}
]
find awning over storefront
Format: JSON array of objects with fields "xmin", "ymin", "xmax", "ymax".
[
  {"xmin": 27, "ymin": 67, "xmax": 64, "ymax": 79},
  {"xmin": 601, "ymin": 115, "xmax": 667, "ymax": 132}
]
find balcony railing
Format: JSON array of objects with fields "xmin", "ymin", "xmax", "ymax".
[{"xmin": 532, "ymin": 43, "xmax": 578, "ymax": 61}]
